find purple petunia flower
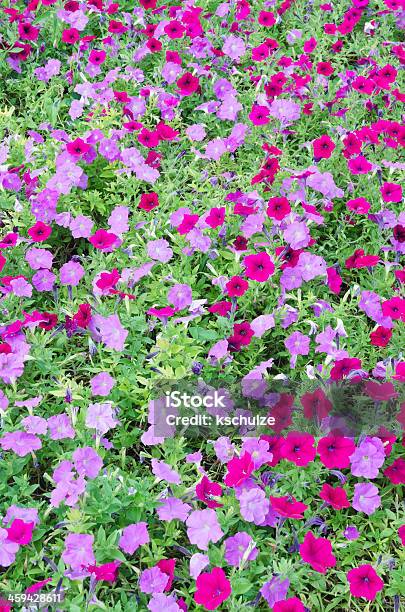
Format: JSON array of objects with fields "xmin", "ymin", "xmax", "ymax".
[
  {"xmin": 157, "ymin": 498, "xmax": 191, "ymax": 522},
  {"xmin": 343, "ymin": 525, "xmax": 360, "ymax": 540},
  {"xmin": 90, "ymin": 372, "xmax": 116, "ymax": 397},
  {"xmin": 25, "ymin": 247, "xmax": 54, "ymax": 270},
  {"xmin": 167, "ymin": 284, "xmax": 192, "ymax": 310},
  {"xmin": 147, "ymin": 594, "xmax": 182, "ymax": 612},
  {"xmin": 283, "ymin": 221, "xmax": 311, "ymax": 250},
  {"xmin": 0, "ymin": 431, "xmax": 42, "ymax": 456},
  {"xmin": 261, "ymin": 575, "xmax": 290, "ymax": 608},
  {"xmin": 70, "ymin": 215, "xmax": 93, "ymax": 239},
  {"xmin": 0, "ymin": 528, "xmax": 20, "ymax": 567},
  {"xmin": 285, "ymin": 331, "xmax": 310, "ymax": 368},
  {"xmin": 32, "ymin": 269, "xmax": 56, "ymax": 291},
  {"xmin": 147, "ymin": 239, "xmax": 173, "ymax": 263},
  {"xmin": 349, "ymin": 437, "xmax": 386, "ymax": 479},
  {"xmin": 186, "ymin": 509, "xmax": 224, "ymax": 550},
  {"xmin": 224, "ymin": 532, "xmax": 258, "ymax": 566},
  {"xmin": 239, "ymin": 487, "xmax": 270, "ymax": 525},
  {"xmin": 119, "ymin": 522, "xmax": 149, "ymax": 555},
  {"xmin": 151, "ymin": 459, "xmax": 181, "ymax": 485},
  {"xmin": 59, "ymin": 261, "xmax": 85, "ymax": 286},
  {"xmin": 72, "ymin": 447, "xmax": 103, "ymax": 479},
  {"xmin": 222, "ymin": 35, "xmax": 246, "ymax": 61},
  {"xmin": 62, "ymin": 533, "xmax": 95, "ymax": 570},
  {"xmin": 86, "ymin": 402, "xmax": 117, "ymax": 435},
  {"xmin": 352, "ymin": 483, "xmax": 381, "ymax": 516},
  {"xmin": 47, "ymin": 414, "xmax": 75, "ymax": 440},
  {"xmin": 190, "ymin": 553, "xmax": 210, "ymax": 579},
  {"xmin": 21, "ymin": 416, "xmax": 48, "ymax": 436},
  {"xmin": 140, "ymin": 567, "xmax": 168, "ymax": 594}
]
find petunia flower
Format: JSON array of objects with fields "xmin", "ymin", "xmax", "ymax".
[
  {"xmin": 224, "ymin": 452, "xmax": 254, "ymax": 487},
  {"xmin": 269, "ymin": 495, "xmax": 308, "ymax": 519},
  {"xmin": 347, "ymin": 565, "xmax": 384, "ymax": 601},
  {"xmin": 194, "ymin": 567, "xmax": 231, "ymax": 610},
  {"xmin": 280, "ymin": 431, "xmax": 316, "ymax": 466},
  {"xmin": 299, "ymin": 531, "xmax": 337, "ymax": 573},
  {"xmin": 260, "ymin": 576, "xmax": 290, "ymax": 608},
  {"xmin": 118, "ymin": 522, "xmax": 149, "ymax": 555},
  {"xmin": 186, "ymin": 509, "xmax": 224, "ymax": 550},
  {"xmin": 273, "ymin": 597, "xmax": 305, "ymax": 611},
  {"xmin": 0, "ymin": 528, "xmax": 19, "ymax": 567},
  {"xmin": 352, "ymin": 482, "xmax": 381, "ymax": 515},
  {"xmin": 317, "ymin": 435, "xmax": 356, "ymax": 469},
  {"xmin": 62, "ymin": 533, "xmax": 95, "ymax": 570},
  {"xmin": 319, "ymin": 484, "xmax": 350, "ymax": 509},
  {"xmin": 349, "ymin": 437, "xmax": 386, "ymax": 478},
  {"xmin": 224, "ymin": 532, "xmax": 258, "ymax": 566}
]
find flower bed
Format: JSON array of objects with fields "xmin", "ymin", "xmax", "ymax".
[{"xmin": 0, "ymin": 0, "xmax": 404, "ymax": 610}]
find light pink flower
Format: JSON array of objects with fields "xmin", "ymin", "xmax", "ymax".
[{"xmin": 186, "ymin": 509, "xmax": 224, "ymax": 550}]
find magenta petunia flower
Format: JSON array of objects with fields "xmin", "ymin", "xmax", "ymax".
[
  {"xmin": 317, "ymin": 435, "xmax": 355, "ymax": 469},
  {"xmin": 224, "ymin": 452, "xmax": 254, "ymax": 487},
  {"xmin": 319, "ymin": 484, "xmax": 350, "ymax": 510},
  {"xmin": 6, "ymin": 519, "xmax": 34, "ymax": 545},
  {"xmin": 273, "ymin": 597, "xmax": 305, "ymax": 611},
  {"xmin": 299, "ymin": 531, "xmax": 336, "ymax": 573},
  {"xmin": 269, "ymin": 495, "xmax": 308, "ymax": 519},
  {"xmin": 194, "ymin": 567, "xmax": 231, "ymax": 610},
  {"xmin": 347, "ymin": 565, "xmax": 384, "ymax": 601},
  {"xmin": 243, "ymin": 252, "xmax": 275, "ymax": 282},
  {"xmin": 281, "ymin": 431, "xmax": 316, "ymax": 466},
  {"xmin": 196, "ymin": 476, "xmax": 223, "ymax": 509}
]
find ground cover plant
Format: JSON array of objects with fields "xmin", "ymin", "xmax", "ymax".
[{"xmin": 0, "ymin": 0, "xmax": 404, "ymax": 610}]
